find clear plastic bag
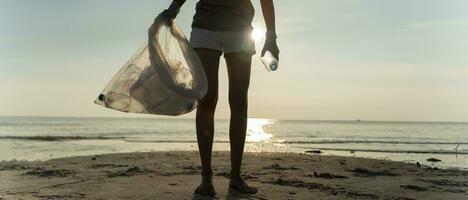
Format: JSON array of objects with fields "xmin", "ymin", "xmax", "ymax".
[{"xmin": 94, "ymin": 15, "xmax": 207, "ymax": 116}]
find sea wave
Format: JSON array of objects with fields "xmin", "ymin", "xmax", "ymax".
[
  {"xmin": 0, "ymin": 136, "xmax": 125, "ymax": 141},
  {"xmin": 122, "ymin": 139, "xmax": 468, "ymax": 145},
  {"xmin": 2, "ymin": 137, "xmax": 467, "ymax": 147},
  {"xmin": 279, "ymin": 140, "xmax": 468, "ymax": 145}
]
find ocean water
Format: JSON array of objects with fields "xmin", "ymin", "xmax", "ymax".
[{"xmin": 0, "ymin": 116, "xmax": 467, "ymax": 169}]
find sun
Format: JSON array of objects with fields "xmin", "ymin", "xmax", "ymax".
[{"xmin": 251, "ymin": 27, "xmax": 265, "ymax": 42}]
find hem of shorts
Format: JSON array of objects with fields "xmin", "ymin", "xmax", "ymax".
[
  {"xmin": 190, "ymin": 47, "xmax": 255, "ymax": 56},
  {"xmin": 190, "ymin": 46, "xmax": 223, "ymax": 53},
  {"xmin": 191, "ymin": 24, "xmax": 253, "ymax": 32},
  {"xmin": 223, "ymin": 50, "xmax": 256, "ymax": 56}
]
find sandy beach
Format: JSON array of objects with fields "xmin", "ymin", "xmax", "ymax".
[{"xmin": 1, "ymin": 151, "xmax": 467, "ymax": 200}]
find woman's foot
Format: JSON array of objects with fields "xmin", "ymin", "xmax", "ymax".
[
  {"xmin": 194, "ymin": 183, "xmax": 216, "ymax": 196},
  {"xmin": 194, "ymin": 171, "xmax": 216, "ymax": 196},
  {"xmin": 229, "ymin": 176, "xmax": 258, "ymax": 194}
]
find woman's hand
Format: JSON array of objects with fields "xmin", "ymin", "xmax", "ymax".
[
  {"xmin": 262, "ymin": 31, "xmax": 279, "ymax": 60},
  {"xmin": 150, "ymin": 1, "xmax": 179, "ymax": 35},
  {"xmin": 161, "ymin": 4, "xmax": 179, "ymax": 20},
  {"xmin": 160, "ymin": 1, "xmax": 181, "ymax": 21}
]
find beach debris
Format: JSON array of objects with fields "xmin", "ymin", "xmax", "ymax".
[
  {"xmin": 160, "ymin": 171, "xmax": 198, "ymax": 176},
  {"xmin": 182, "ymin": 165, "xmax": 201, "ymax": 170},
  {"xmin": 215, "ymin": 172, "xmax": 258, "ymax": 180},
  {"xmin": 265, "ymin": 178, "xmax": 329, "ymax": 190},
  {"xmin": 22, "ymin": 167, "xmax": 76, "ymax": 178},
  {"xmin": 425, "ymin": 166, "xmax": 440, "ymax": 170},
  {"xmin": 350, "ymin": 168, "xmax": 398, "ymax": 177},
  {"xmin": 310, "ymin": 172, "xmax": 348, "ymax": 179},
  {"xmin": 252, "ymin": 171, "xmax": 282, "ymax": 176},
  {"xmin": 305, "ymin": 150, "xmax": 322, "ymax": 154},
  {"xmin": 263, "ymin": 164, "xmax": 300, "ymax": 170},
  {"xmin": 32, "ymin": 193, "xmax": 86, "ymax": 199},
  {"xmin": 418, "ymin": 178, "xmax": 468, "ymax": 187},
  {"xmin": 216, "ymin": 171, "xmax": 231, "ymax": 178},
  {"xmin": 400, "ymin": 185, "xmax": 429, "ymax": 191},
  {"xmin": 392, "ymin": 197, "xmax": 417, "ymax": 200},
  {"xmin": 0, "ymin": 164, "xmax": 30, "ymax": 171},
  {"xmin": 107, "ymin": 166, "xmax": 149, "ymax": 177},
  {"xmin": 443, "ymin": 188, "xmax": 468, "ymax": 193},
  {"xmin": 243, "ymin": 174, "xmax": 259, "ymax": 180},
  {"xmin": 426, "ymin": 158, "xmax": 441, "ymax": 162},
  {"xmin": 180, "ymin": 165, "xmax": 200, "ymax": 175},
  {"xmin": 90, "ymin": 164, "xmax": 130, "ymax": 169},
  {"xmin": 455, "ymin": 144, "xmax": 460, "ymax": 154},
  {"xmin": 126, "ymin": 166, "xmax": 141, "ymax": 173},
  {"xmin": 264, "ymin": 178, "xmax": 379, "ymax": 199}
]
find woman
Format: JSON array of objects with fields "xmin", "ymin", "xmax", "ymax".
[{"xmin": 161, "ymin": 0, "xmax": 279, "ymax": 196}]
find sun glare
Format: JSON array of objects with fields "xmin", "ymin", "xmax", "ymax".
[{"xmin": 251, "ymin": 28, "xmax": 265, "ymax": 42}]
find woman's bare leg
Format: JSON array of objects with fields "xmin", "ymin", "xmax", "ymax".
[
  {"xmin": 224, "ymin": 52, "xmax": 257, "ymax": 194},
  {"xmin": 194, "ymin": 48, "xmax": 222, "ymax": 196}
]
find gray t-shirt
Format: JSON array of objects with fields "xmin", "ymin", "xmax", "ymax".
[{"xmin": 192, "ymin": 0, "xmax": 255, "ymax": 31}]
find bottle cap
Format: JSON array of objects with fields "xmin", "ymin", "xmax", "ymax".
[{"xmin": 270, "ymin": 64, "xmax": 278, "ymax": 71}]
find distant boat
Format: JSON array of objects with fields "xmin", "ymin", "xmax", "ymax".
[{"xmin": 356, "ymin": 119, "xmax": 362, "ymax": 122}]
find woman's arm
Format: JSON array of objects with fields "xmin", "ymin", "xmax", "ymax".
[
  {"xmin": 260, "ymin": 0, "xmax": 276, "ymax": 33},
  {"xmin": 162, "ymin": 0, "xmax": 187, "ymax": 20},
  {"xmin": 260, "ymin": 0, "xmax": 279, "ymax": 59},
  {"xmin": 173, "ymin": 0, "xmax": 186, "ymax": 7}
]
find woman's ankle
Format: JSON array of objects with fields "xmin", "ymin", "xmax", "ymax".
[
  {"xmin": 201, "ymin": 169, "xmax": 213, "ymax": 179},
  {"xmin": 230, "ymin": 171, "xmax": 242, "ymax": 180}
]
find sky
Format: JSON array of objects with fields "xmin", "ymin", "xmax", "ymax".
[{"xmin": 1, "ymin": 0, "xmax": 467, "ymax": 122}]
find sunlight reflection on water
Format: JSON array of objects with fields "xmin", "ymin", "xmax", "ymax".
[{"xmin": 246, "ymin": 118, "xmax": 275, "ymax": 142}]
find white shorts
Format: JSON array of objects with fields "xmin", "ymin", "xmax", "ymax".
[{"xmin": 189, "ymin": 28, "xmax": 256, "ymax": 55}]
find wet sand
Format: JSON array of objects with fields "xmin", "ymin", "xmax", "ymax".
[{"xmin": 1, "ymin": 151, "xmax": 467, "ymax": 200}]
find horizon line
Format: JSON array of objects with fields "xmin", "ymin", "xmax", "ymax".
[{"xmin": 1, "ymin": 115, "xmax": 467, "ymax": 124}]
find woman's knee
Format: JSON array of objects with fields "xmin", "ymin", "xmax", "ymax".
[
  {"xmin": 228, "ymin": 90, "xmax": 248, "ymax": 110},
  {"xmin": 200, "ymin": 89, "xmax": 218, "ymax": 110}
]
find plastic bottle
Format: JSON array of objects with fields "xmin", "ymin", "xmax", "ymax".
[{"xmin": 261, "ymin": 51, "xmax": 279, "ymax": 71}]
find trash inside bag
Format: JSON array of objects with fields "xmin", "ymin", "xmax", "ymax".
[{"xmin": 94, "ymin": 15, "xmax": 208, "ymax": 116}]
